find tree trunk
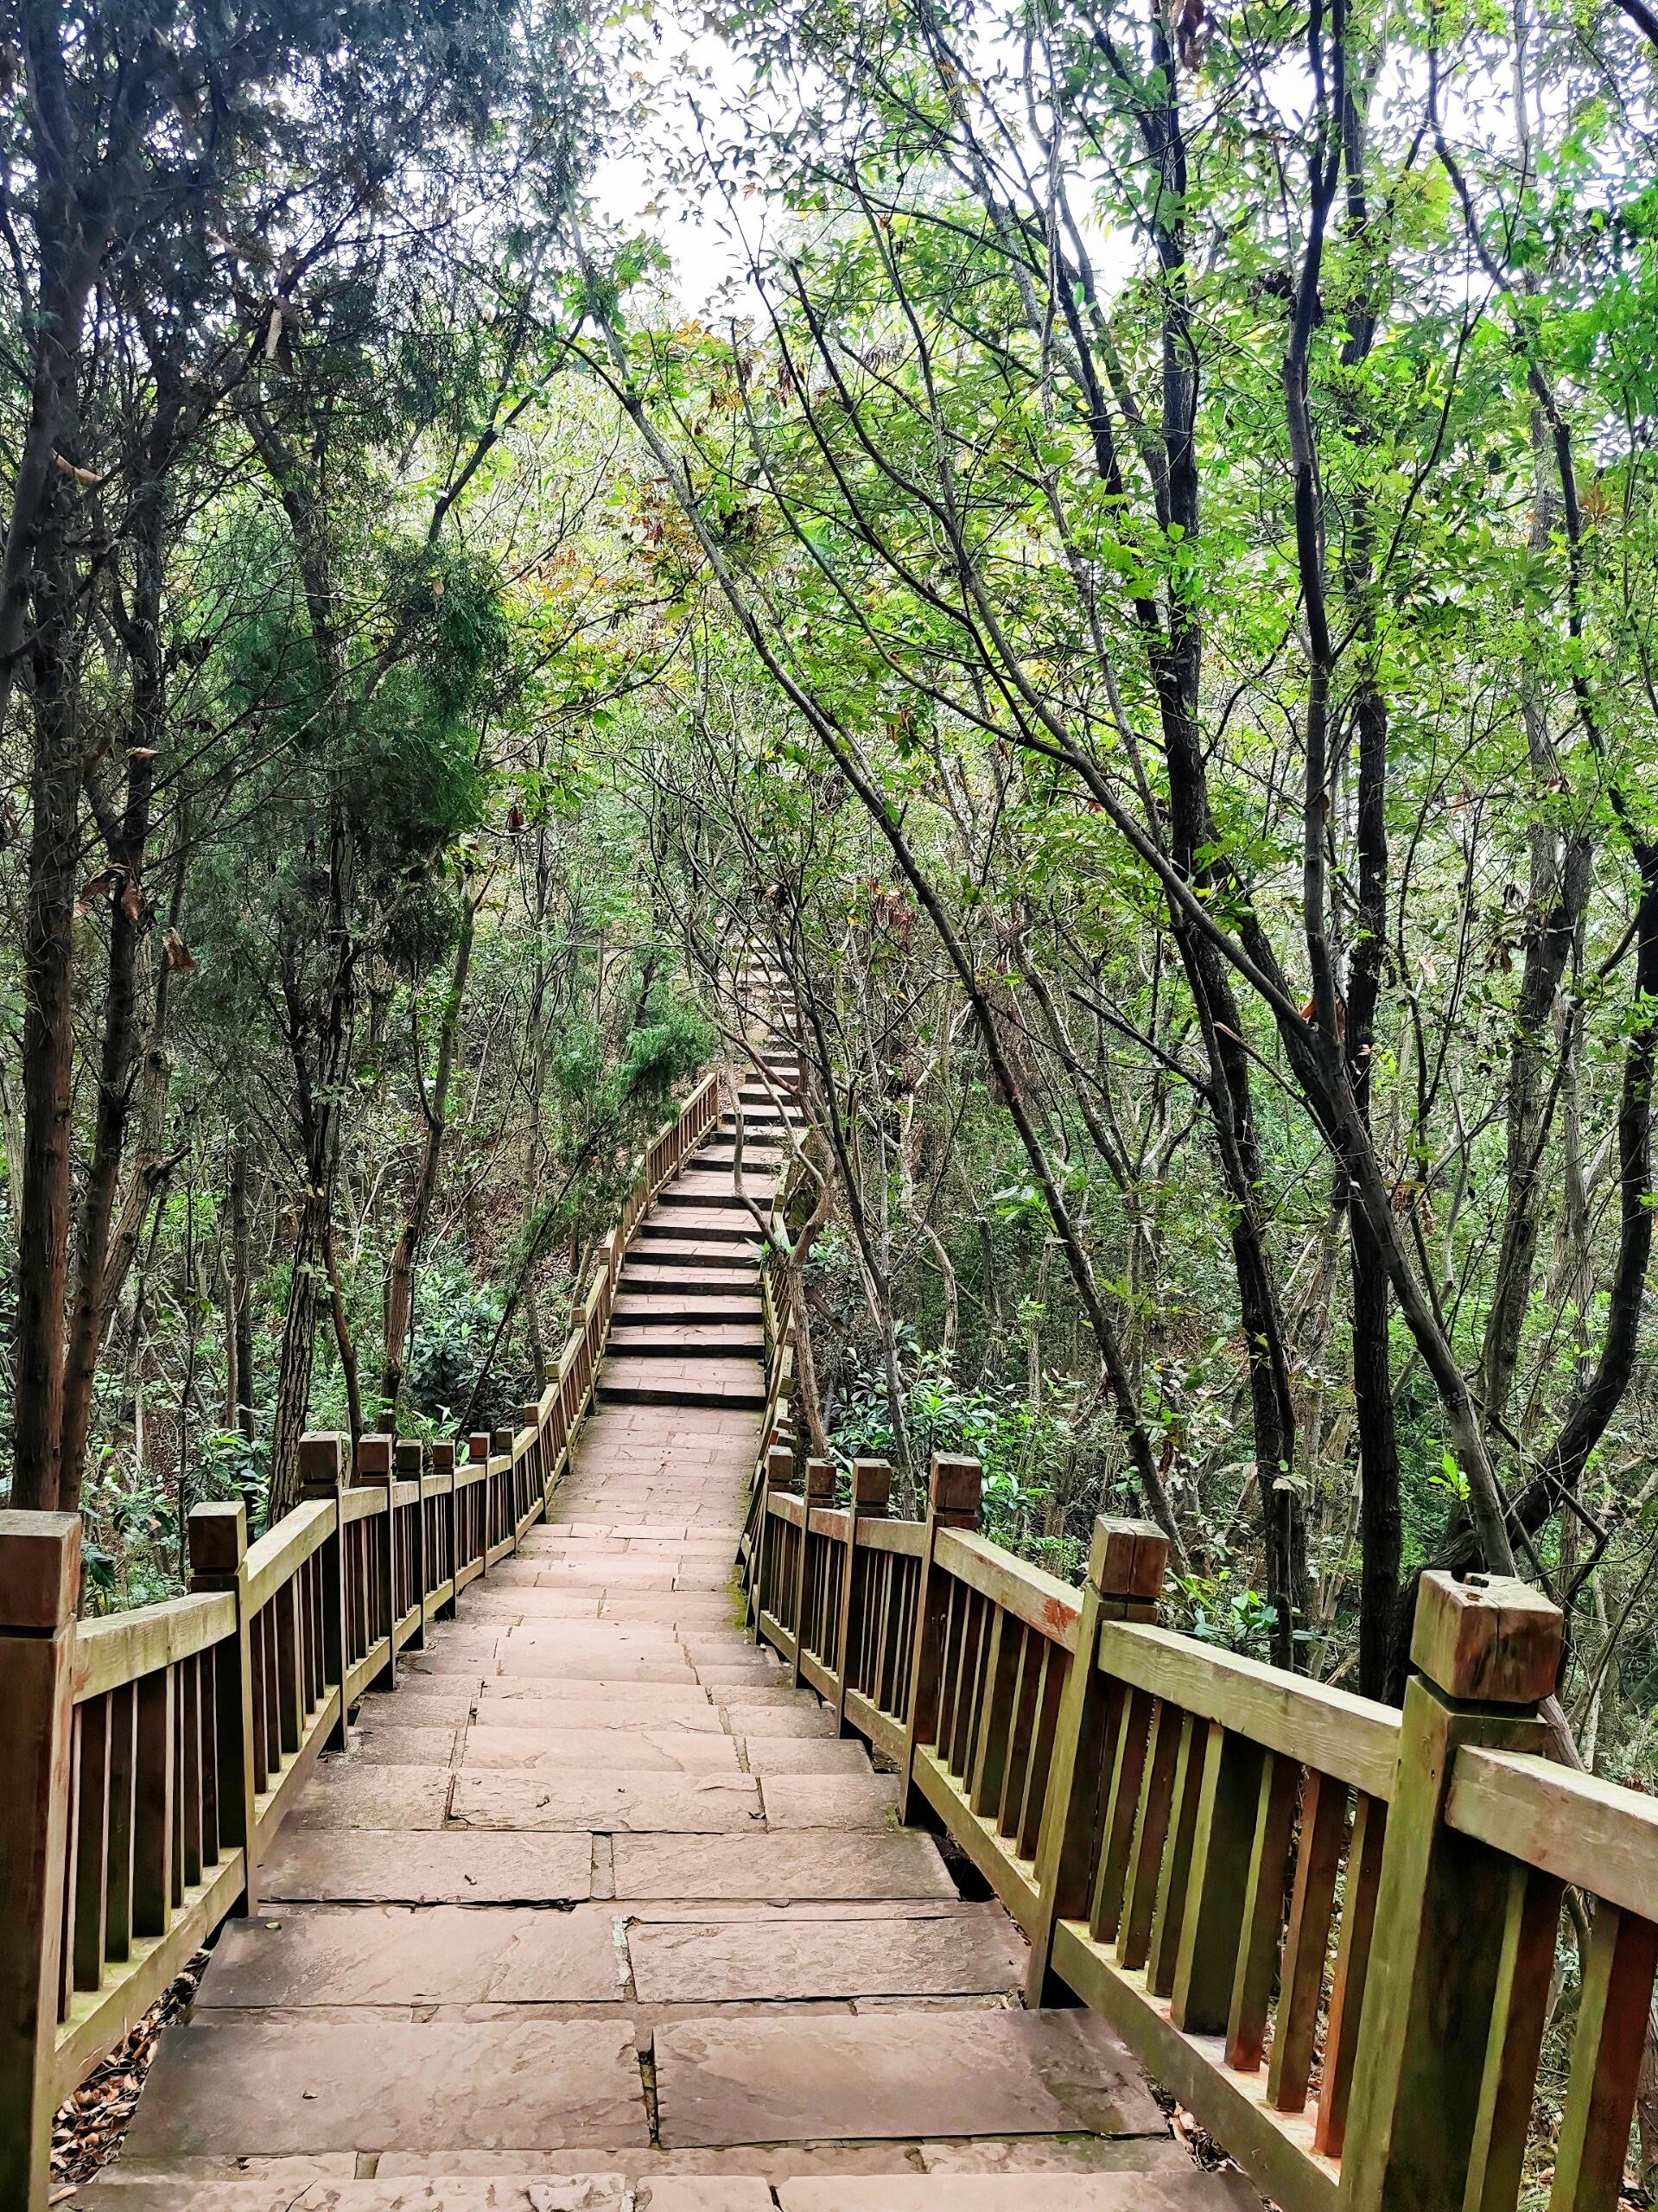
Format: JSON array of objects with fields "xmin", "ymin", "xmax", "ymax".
[
  {"xmin": 230, "ymin": 1138, "xmax": 257, "ymax": 1441},
  {"xmin": 380, "ymin": 890, "xmax": 477, "ymax": 1421}
]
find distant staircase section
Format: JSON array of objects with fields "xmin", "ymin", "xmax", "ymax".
[{"xmin": 598, "ymin": 950, "xmax": 803, "ymax": 1415}]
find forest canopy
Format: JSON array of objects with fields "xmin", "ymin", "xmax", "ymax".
[{"xmin": 2, "ymin": 0, "xmax": 1657, "ymax": 1795}]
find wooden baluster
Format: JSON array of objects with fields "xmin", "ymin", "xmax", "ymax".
[
  {"xmin": 1170, "ymin": 1721, "xmax": 1265, "ymax": 2034},
  {"xmin": 72, "ymin": 1691, "xmax": 111, "ymax": 1990},
  {"xmin": 520, "ymin": 1404, "xmax": 545, "ymax": 1517},
  {"xmin": 899, "ymin": 1453, "xmax": 981, "ymax": 1827},
  {"xmin": 946, "ymin": 1586, "xmax": 988, "ymax": 1783},
  {"xmin": 1341, "ymin": 1571, "xmax": 1564, "ymax": 2212},
  {"xmin": 105, "ymin": 1679, "xmax": 137, "ymax": 1961},
  {"xmin": 996, "ymin": 1624, "xmax": 1043, "ymax": 1841},
  {"xmin": 131, "ymin": 1667, "xmax": 175, "ymax": 1942},
  {"xmin": 0, "ymin": 1514, "xmax": 81, "ymax": 2212},
  {"xmin": 1458, "ymin": 1861, "xmax": 1566, "ymax": 2211},
  {"xmin": 1548, "ymin": 1902, "xmax": 1658, "ymax": 2212},
  {"xmin": 1267, "ymin": 1765, "xmax": 1346, "ymax": 2110},
  {"xmin": 1223, "ymin": 1747, "xmax": 1300, "ymax": 2069},
  {"xmin": 1148, "ymin": 1707, "xmax": 1211, "ymax": 1999},
  {"xmin": 273, "ymin": 1569, "xmax": 302, "ymax": 1758},
  {"xmin": 972, "ymin": 1602, "xmax": 1020, "ymax": 1813},
  {"xmin": 298, "ymin": 1434, "xmax": 349, "ymax": 1746},
  {"xmin": 1118, "ymin": 1699, "xmax": 1182, "ymax": 1973},
  {"xmin": 494, "ymin": 1429, "xmax": 517, "ymax": 1555},
  {"xmin": 178, "ymin": 1644, "xmax": 206, "ymax": 1888},
  {"xmin": 1088, "ymin": 1684, "xmax": 1151, "ymax": 1946},
  {"xmin": 1314, "ymin": 1790, "xmax": 1388, "ymax": 2156}
]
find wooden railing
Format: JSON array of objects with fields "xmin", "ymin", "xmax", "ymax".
[
  {"xmin": 738, "ymin": 1421, "xmax": 1658, "ymax": 2212},
  {"xmin": 0, "ymin": 1069, "xmax": 718, "ymax": 2212}
]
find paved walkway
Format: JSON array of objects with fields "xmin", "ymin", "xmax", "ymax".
[{"xmin": 75, "ymin": 1078, "xmax": 1249, "ymax": 2212}]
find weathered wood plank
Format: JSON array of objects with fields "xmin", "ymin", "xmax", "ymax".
[
  {"xmin": 1097, "ymin": 1620, "xmax": 1401, "ymax": 1802},
  {"xmin": 1448, "ymin": 1745, "xmax": 1658, "ymax": 1923},
  {"xmin": 933, "ymin": 1527, "xmax": 1082, "ymax": 1652},
  {"xmin": 73, "ymin": 1592, "xmax": 237, "ymax": 1702}
]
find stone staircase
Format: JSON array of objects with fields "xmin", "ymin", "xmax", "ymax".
[{"xmin": 66, "ymin": 970, "xmax": 1253, "ymax": 2212}]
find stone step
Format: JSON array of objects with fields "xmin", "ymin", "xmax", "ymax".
[
  {"xmin": 602, "ymin": 1325, "xmax": 766, "ymax": 1357},
  {"xmin": 637, "ymin": 1212, "xmax": 763, "ymax": 1244},
  {"xmin": 657, "ymin": 1181, "xmax": 776, "ymax": 1208},
  {"xmin": 118, "ymin": 2015, "xmax": 651, "ymax": 2158},
  {"xmin": 613, "ymin": 1294, "xmax": 763, "ymax": 1324},
  {"xmin": 652, "ymin": 2009, "xmax": 1165, "ymax": 2149},
  {"xmin": 67, "ymin": 2180, "xmax": 1253, "ymax": 2210},
  {"xmin": 620, "ymin": 1263, "xmax": 761, "ymax": 1291},
  {"xmin": 606, "ymin": 1318, "xmax": 769, "ymax": 1353},
  {"xmin": 598, "ymin": 1357, "xmax": 767, "ymax": 1409},
  {"xmin": 623, "ymin": 1239, "xmax": 762, "ymax": 1268}
]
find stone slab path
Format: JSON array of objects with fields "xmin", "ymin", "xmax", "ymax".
[{"xmin": 74, "ymin": 1076, "xmax": 1255, "ymax": 2212}]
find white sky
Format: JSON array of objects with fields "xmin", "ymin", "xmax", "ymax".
[{"xmin": 588, "ymin": 16, "xmax": 769, "ymax": 314}]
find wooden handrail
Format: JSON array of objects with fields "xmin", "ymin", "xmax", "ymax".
[
  {"xmin": 1094, "ymin": 1618, "xmax": 1402, "ymax": 1802},
  {"xmin": 244, "ymin": 1497, "xmax": 335, "ymax": 1614},
  {"xmin": 933, "ymin": 1526, "xmax": 1082, "ymax": 1654},
  {"xmin": 72, "ymin": 1592, "xmax": 236, "ymax": 1702},
  {"xmin": 1446, "ymin": 1744, "xmax": 1658, "ymax": 1919}
]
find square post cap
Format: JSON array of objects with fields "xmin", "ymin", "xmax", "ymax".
[
  {"xmin": 1411, "ymin": 1571, "xmax": 1563, "ymax": 1703},
  {"xmin": 1088, "ymin": 1516, "xmax": 1168, "ymax": 1603},
  {"xmin": 851, "ymin": 1459, "xmax": 892, "ymax": 1513},
  {"xmin": 430, "ymin": 1440, "xmax": 455, "ymax": 1473},
  {"xmin": 298, "ymin": 1432, "xmax": 345, "ymax": 1491},
  {"xmin": 804, "ymin": 1457, "xmax": 835, "ymax": 1501},
  {"xmin": 0, "ymin": 1510, "xmax": 82, "ymax": 1629},
  {"xmin": 356, "ymin": 1433, "xmax": 393, "ymax": 1478},
  {"xmin": 468, "ymin": 1432, "xmax": 490, "ymax": 1462},
  {"xmin": 765, "ymin": 1445, "xmax": 795, "ymax": 1491},
  {"xmin": 930, "ymin": 1454, "xmax": 981, "ymax": 1527},
  {"xmin": 188, "ymin": 1500, "xmax": 247, "ymax": 1580},
  {"xmin": 492, "ymin": 1427, "xmax": 513, "ymax": 1457},
  {"xmin": 395, "ymin": 1440, "xmax": 424, "ymax": 1475}
]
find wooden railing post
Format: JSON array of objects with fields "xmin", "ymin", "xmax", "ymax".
[
  {"xmin": 756, "ymin": 1443, "xmax": 794, "ymax": 1631},
  {"xmin": 187, "ymin": 1501, "xmax": 257, "ymax": 1914},
  {"xmin": 835, "ymin": 1459, "xmax": 890, "ymax": 1738},
  {"xmin": 493, "ymin": 1428, "xmax": 515, "ymax": 1548},
  {"xmin": 397, "ymin": 1440, "xmax": 427, "ymax": 1649},
  {"xmin": 433, "ymin": 1440, "xmax": 458, "ymax": 1619},
  {"xmin": 297, "ymin": 1433, "xmax": 349, "ymax": 1747},
  {"xmin": 468, "ymin": 1433, "xmax": 491, "ymax": 1574},
  {"xmin": 0, "ymin": 1512, "xmax": 80, "ymax": 2212},
  {"xmin": 1337, "ymin": 1570, "xmax": 1563, "ymax": 2212},
  {"xmin": 357, "ymin": 1434, "xmax": 397, "ymax": 1690},
  {"xmin": 792, "ymin": 1458, "xmax": 835, "ymax": 1688},
  {"xmin": 899, "ymin": 1453, "xmax": 981, "ymax": 1827},
  {"xmin": 1023, "ymin": 1516, "xmax": 1166, "ymax": 2005}
]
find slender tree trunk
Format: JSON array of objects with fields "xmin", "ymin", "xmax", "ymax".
[
  {"xmin": 230, "ymin": 1138, "xmax": 257, "ymax": 1441},
  {"xmin": 270, "ymin": 1192, "xmax": 327, "ymax": 1519},
  {"xmin": 381, "ymin": 891, "xmax": 477, "ymax": 1421}
]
